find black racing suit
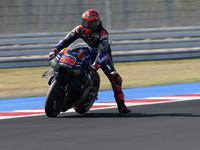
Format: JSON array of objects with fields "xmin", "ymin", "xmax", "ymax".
[{"xmin": 54, "ymin": 23, "xmax": 127, "ymax": 110}]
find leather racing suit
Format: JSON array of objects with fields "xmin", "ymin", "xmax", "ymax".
[{"xmin": 53, "ymin": 23, "xmax": 130, "ymax": 113}]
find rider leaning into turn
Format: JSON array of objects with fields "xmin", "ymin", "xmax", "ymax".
[{"xmin": 49, "ymin": 9, "xmax": 131, "ymax": 114}]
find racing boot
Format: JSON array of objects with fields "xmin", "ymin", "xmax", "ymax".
[{"xmin": 115, "ymin": 92, "xmax": 131, "ymax": 114}]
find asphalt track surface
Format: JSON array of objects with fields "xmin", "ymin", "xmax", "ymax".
[{"xmin": 1, "ymin": 99, "xmax": 200, "ymax": 150}]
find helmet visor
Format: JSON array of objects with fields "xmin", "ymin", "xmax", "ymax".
[{"xmin": 82, "ymin": 19, "xmax": 99, "ymax": 29}]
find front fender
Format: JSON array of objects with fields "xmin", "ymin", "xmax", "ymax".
[
  {"xmin": 48, "ymin": 76, "xmax": 56, "ymax": 85},
  {"xmin": 48, "ymin": 75, "xmax": 68, "ymax": 86}
]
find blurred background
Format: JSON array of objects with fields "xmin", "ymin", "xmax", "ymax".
[
  {"xmin": 1, "ymin": 0, "xmax": 200, "ymax": 34},
  {"xmin": 1, "ymin": 0, "xmax": 200, "ymax": 99}
]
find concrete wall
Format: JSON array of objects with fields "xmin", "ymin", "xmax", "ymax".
[{"xmin": 1, "ymin": 0, "xmax": 200, "ymax": 34}]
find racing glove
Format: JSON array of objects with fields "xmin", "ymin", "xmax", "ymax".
[
  {"xmin": 49, "ymin": 48, "xmax": 59, "ymax": 60},
  {"xmin": 89, "ymin": 63, "xmax": 100, "ymax": 72}
]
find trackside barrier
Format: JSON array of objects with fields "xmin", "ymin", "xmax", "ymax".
[{"xmin": 0, "ymin": 26, "xmax": 200, "ymax": 68}]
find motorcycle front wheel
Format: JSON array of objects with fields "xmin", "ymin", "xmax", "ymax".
[{"xmin": 45, "ymin": 79, "xmax": 66, "ymax": 117}]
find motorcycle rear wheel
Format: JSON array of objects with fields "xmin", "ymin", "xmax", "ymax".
[{"xmin": 45, "ymin": 79, "xmax": 66, "ymax": 117}]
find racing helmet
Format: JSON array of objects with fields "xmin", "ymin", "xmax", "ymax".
[{"xmin": 81, "ymin": 9, "xmax": 100, "ymax": 33}]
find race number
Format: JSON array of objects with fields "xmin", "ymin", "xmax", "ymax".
[{"xmin": 60, "ymin": 55, "xmax": 76, "ymax": 66}]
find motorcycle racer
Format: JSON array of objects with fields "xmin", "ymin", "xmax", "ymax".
[{"xmin": 49, "ymin": 9, "xmax": 131, "ymax": 114}]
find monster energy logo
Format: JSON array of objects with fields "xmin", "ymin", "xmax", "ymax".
[{"xmin": 74, "ymin": 69, "xmax": 81, "ymax": 77}]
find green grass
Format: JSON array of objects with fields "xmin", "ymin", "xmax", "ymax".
[{"xmin": 1, "ymin": 58, "xmax": 200, "ymax": 99}]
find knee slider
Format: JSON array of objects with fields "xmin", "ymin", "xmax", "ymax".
[{"xmin": 110, "ymin": 71, "xmax": 122, "ymax": 86}]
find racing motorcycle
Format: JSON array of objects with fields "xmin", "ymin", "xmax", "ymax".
[{"xmin": 42, "ymin": 44, "xmax": 100, "ymax": 117}]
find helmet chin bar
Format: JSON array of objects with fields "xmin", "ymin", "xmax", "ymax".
[{"xmin": 83, "ymin": 27, "xmax": 91, "ymax": 34}]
